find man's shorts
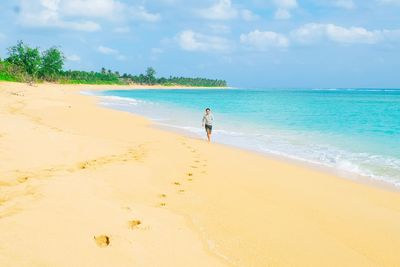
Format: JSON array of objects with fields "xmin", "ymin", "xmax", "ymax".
[{"xmin": 205, "ymin": 124, "xmax": 212, "ymax": 133}]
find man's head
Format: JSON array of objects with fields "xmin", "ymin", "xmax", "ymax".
[{"xmin": 205, "ymin": 108, "xmax": 211, "ymax": 114}]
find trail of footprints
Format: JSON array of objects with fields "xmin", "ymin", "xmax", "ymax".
[
  {"xmin": 2, "ymin": 93, "xmax": 211, "ymax": 248},
  {"xmin": 94, "ymin": 139, "xmax": 209, "ymax": 248},
  {"xmin": 0, "ymin": 145, "xmax": 147, "ymax": 219},
  {"xmin": 0, "ymin": 144, "xmax": 150, "ymax": 246},
  {"xmin": 158, "ymin": 138, "xmax": 208, "ymax": 207},
  {"xmin": 2, "ymin": 145, "xmax": 147, "ymax": 186},
  {"xmin": 1, "ymin": 136, "xmax": 206, "ymax": 249}
]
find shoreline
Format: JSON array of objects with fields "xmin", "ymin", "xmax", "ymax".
[
  {"xmin": 93, "ymin": 88, "xmax": 400, "ymax": 193},
  {"xmin": 39, "ymin": 81, "xmax": 233, "ymax": 90},
  {"xmin": 1, "ymin": 81, "xmax": 400, "ymax": 266},
  {"xmin": 155, "ymin": 122, "xmax": 400, "ymax": 192}
]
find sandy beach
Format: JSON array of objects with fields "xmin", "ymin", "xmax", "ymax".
[{"xmin": 1, "ymin": 81, "xmax": 400, "ymax": 267}]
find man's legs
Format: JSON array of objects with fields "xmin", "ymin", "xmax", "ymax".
[{"xmin": 206, "ymin": 128, "xmax": 211, "ymax": 142}]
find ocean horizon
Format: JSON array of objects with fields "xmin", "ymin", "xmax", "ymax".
[{"xmin": 90, "ymin": 88, "xmax": 400, "ymax": 187}]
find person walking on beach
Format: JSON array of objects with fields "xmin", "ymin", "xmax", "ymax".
[{"xmin": 202, "ymin": 108, "xmax": 214, "ymax": 142}]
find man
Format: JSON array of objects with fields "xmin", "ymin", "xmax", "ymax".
[{"xmin": 202, "ymin": 108, "xmax": 214, "ymax": 142}]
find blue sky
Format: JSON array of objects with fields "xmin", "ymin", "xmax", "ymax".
[{"xmin": 0, "ymin": 0, "xmax": 399, "ymax": 88}]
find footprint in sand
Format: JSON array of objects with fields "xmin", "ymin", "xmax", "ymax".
[
  {"xmin": 78, "ymin": 162, "xmax": 88, "ymax": 170},
  {"xmin": 190, "ymin": 166, "xmax": 198, "ymax": 169},
  {"xmin": 94, "ymin": 235, "xmax": 110, "ymax": 247},
  {"xmin": 187, "ymin": 173, "xmax": 193, "ymax": 177},
  {"xmin": 173, "ymin": 182, "xmax": 181, "ymax": 186},
  {"xmin": 187, "ymin": 178, "xmax": 193, "ymax": 182},
  {"xmin": 159, "ymin": 193, "xmax": 167, "ymax": 198},
  {"xmin": 178, "ymin": 189, "xmax": 185, "ymax": 193},
  {"xmin": 159, "ymin": 202, "xmax": 167, "ymax": 207},
  {"xmin": 128, "ymin": 220, "xmax": 142, "ymax": 229},
  {"xmin": 17, "ymin": 176, "xmax": 29, "ymax": 183}
]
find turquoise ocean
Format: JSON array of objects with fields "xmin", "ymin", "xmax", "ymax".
[{"xmin": 90, "ymin": 88, "xmax": 400, "ymax": 187}]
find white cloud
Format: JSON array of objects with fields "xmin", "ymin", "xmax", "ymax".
[
  {"xmin": 239, "ymin": 24, "xmax": 400, "ymax": 51},
  {"xmin": 130, "ymin": 6, "xmax": 161, "ymax": 22},
  {"xmin": 61, "ymin": 0, "xmax": 124, "ymax": 19},
  {"xmin": 17, "ymin": 0, "xmax": 159, "ymax": 32},
  {"xmin": 66, "ymin": 54, "xmax": 81, "ymax": 61},
  {"xmin": 19, "ymin": 12, "xmax": 101, "ymax": 31},
  {"xmin": 273, "ymin": 0, "xmax": 298, "ymax": 20},
  {"xmin": 17, "ymin": 0, "xmax": 101, "ymax": 31},
  {"xmin": 96, "ymin": 45, "xmax": 127, "ymax": 60},
  {"xmin": 63, "ymin": 0, "xmax": 160, "ymax": 22},
  {"xmin": 177, "ymin": 30, "xmax": 232, "ymax": 52},
  {"xmin": 97, "ymin": 45, "xmax": 119, "ymax": 55},
  {"xmin": 291, "ymin": 23, "xmax": 388, "ymax": 44},
  {"xmin": 240, "ymin": 30, "xmax": 289, "ymax": 50},
  {"xmin": 197, "ymin": 0, "xmax": 258, "ymax": 21},
  {"xmin": 332, "ymin": 0, "xmax": 355, "ymax": 9},
  {"xmin": 241, "ymin": 9, "xmax": 258, "ymax": 21},
  {"xmin": 327, "ymin": 25, "xmax": 380, "ymax": 44},
  {"xmin": 65, "ymin": 21, "xmax": 101, "ymax": 31},
  {"xmin": 197, "ymin": 0, "xmax": 238, "ymax": 20},
  {"xmin": 274, "ymin": 0, "xmax": 298, "ymax": 8}
]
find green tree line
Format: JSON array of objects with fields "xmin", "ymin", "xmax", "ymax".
[{"xmin": 0, "ymin": 41, "xmax": 227, "ymax": 87}]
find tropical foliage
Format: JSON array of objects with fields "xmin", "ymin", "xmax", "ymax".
[
  {"xmin": 0, "ymin": 61, "xmax": 28, "ymax": 82},
  {"xmin": 0, "ymin": 41, "xmax": 227, "ymax": 87},
  {"xmin": 40, "ymin": 47, "xmax": 65, "ymax": 81},
  {"xmin": 6, "ymin": 41, "xmax": 42, "ymax": 78},
  {"xmin": 59, "ymin": 70, "xmax": 124, "ymax": 85}
]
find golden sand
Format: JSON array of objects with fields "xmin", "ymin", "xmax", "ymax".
[{"xmin": 1, "ymin": 81, "xmax": 400, "ymax": 266}]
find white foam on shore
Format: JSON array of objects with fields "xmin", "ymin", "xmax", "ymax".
[
  {"xmin": 167, "ymin": 123, "xmax": 400, "ymax": 187},
  {"xmin": 96, "ymin": 92, "xmax": 400, "ymax": 188}
]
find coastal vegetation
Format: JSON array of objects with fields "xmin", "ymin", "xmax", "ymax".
[{"xmin": 0, "ymin": 41, "xmax": 227, "ymax": 87}]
